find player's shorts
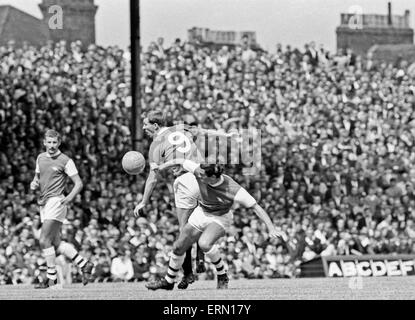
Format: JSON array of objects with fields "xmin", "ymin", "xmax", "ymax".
[
  {"xmin": 39, "ymin": 195, "xmax": 67, "ymax": 223},
  {"xmin": 188, "ymin": 206, "xmax": 233, "ymax": 232},
  {"xmin": 173, "ymin": 172, "xmax": 200, "ymax": 210}
]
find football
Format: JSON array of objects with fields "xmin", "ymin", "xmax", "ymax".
[{"xmin": 122, "ymin": 151, "xmax": 146, "ymax": 175}]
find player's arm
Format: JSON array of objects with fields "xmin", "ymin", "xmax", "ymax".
[
  {"xmin": 30, "ymin": 173, "xmax": 40, "ymax": 191},
  {"xmin": 30, "ymin": 157, "xmax": 40, "ymax": 190},
  {"xmin": 234, "ymin": 188, "xmax": 286, "ymax": 240},
  {"xmin": 133, "ymin": 168, "xmax": 159, "ymax": 217},
  {"xmin": 195, "ymin": 127, "xmax": 237, "ymax": 138},
  {"xmin": 62, "ymin": 174, "xmax": 83, "ymax": 205},
  {"xmin": 62, "ymin": 159, "xmax": 83, "ymax": 205},
  {"xmin": 157, "ymin": 159, "xmax": 205, "ymax": 178},
  {"xmin": 251, "ymin": 203, "xmax": 287, "ymax": 241},
  {"xmin": 157, "ymin": 158, "xmax": 186, "ymax": 171},
  {"xmin": 134, "ymin": 142, "xmax": 162, "ymax": 217},
  {"xmin": 140, "ymin": 168, "xmax": 159, "ymax": 205}
]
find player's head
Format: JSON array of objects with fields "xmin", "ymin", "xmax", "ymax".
[
  {"xmin": 183, "ymin": 114, "xmax": 198, "ymax": 127},
  {"xmin": 143, "ymin": 110, "xmax": 167, "ymax": 138},
  {"xmin": 200, "ymin": 163, "xmax": 224, "ymax": 185},
  {"xmin": 43, "ymin": 129, "xmax": 61, "ymax": 155}
]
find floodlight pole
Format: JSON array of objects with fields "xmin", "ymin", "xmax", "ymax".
[{"xmin": 130, "ymin": 0, "xmax": 143, "ymax": 152}]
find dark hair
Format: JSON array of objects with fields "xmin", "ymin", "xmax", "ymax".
[
  {"xmin": 185, "ymin": 117, "xmax": 199, "ymax": 126},
  {"xmin": 147, "ymin": 110, "xmax": 167, "ymax": 126},
  {"xmin": 201, "ymin": 164, "xmax": 224, "ymax": 178}
]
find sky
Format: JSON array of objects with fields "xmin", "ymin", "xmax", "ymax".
[{"xmin": 0, "ymin": 0, "xmax": 414, "ymax": 52}]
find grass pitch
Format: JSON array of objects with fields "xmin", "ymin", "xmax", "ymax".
[{"xmin": 0, "ymin": 277, "xmax": 414, "ymax": 300}]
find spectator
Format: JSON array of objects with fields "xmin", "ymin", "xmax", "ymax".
[
  {"xmin": 110, "ymin": 249, "xmax": 134, "ymax": 282},
  {"xmin": 2, "ymin": 38, "xmax": 415, "ymax": 284},
  {"xmin": 93, "ymin": 253, "xmax": 112, "ymax": 282}
]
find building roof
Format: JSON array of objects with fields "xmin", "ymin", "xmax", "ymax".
[
  {"xmin": 0, "ymin": 5, "xmax": 11, "ymax": 37},
  {"xmin": 0, "ymin": 5, "xmax": 48, "ymax": 47}
]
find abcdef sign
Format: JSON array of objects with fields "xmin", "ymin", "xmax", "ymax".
[{"xmin": 323, "ymin": 255, "xmax": 415, "ymax": 277}]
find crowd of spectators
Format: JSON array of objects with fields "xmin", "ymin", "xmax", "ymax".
[{"xmin": 1, "ymin": 36, "xmax": 415, "ymax": 285}]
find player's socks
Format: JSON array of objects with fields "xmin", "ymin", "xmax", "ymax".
[
  {"xmin": 196, "ymin": 243, "xmax": 204, "ymax": 262},
  {"xmin": 178, "ymin": 247, "xmax": 195, "ymax": 289},
  {"xmin": 72, "ymin": 253, "xmax": 88, "ymax": 269},
  {"xmin": 58, "ymin": 241, "xmax": 87, "ymax": 268},
  {"xmin": 182, "ymin": 247, "xmax": 193, "ymax": 276},
  {"xmin": 196, "ymin": 243, "xmax": 206, "ymax": 273},
  {"xmin": 165, "ymin": 253, "xmax": 185, "ymax": 284},
  {"xmin": 47, "ymin": 266, "xmax": 58, "ymax": 282},
  {"xmin": 43, "ymin": 247, "xmax": 58, "ymax": 282},
  {"xmin": 205, "ymin": 245, "xmax": 226, "ymax": 275}
]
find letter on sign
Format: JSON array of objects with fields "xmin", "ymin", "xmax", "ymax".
[
  {"xmin": 386, "ymin": 260, "xmax": 401, "ymax": 276},
  {"xmin": 400, "ymin": 260, "xmax": 414, "ymax": 276},
  {"xmin": 328, "ymin": 262, "xmax": 343, "ymax": 277},
  {"xmin": 371, "ymin": 261, "xmax": 387, "ymax": 277},
  {"xmin": 341, "ymin": 261, "xmax": 357, "ymax": 277},
  {"xmin": 356, "ymin": 261, "xmax": 371, "ymax": 277}
]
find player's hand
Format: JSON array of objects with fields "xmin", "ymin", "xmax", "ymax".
[
  {"xmin": 30, "ymin": 180, "xmax": 39, "ymax": 191},
  {"xmin": 60, "ymin": 197, "xmax": 71, "ymax": 206},
  {"xmin": 193, "ymin": 166, "xmax": 205, "ymax": 179},
  {"xmin": 134, "ymin": 201, "xmax": 146, "ymax": 217},
  {"xmin": 268, "ymin": 227, "xmax": 288, "ymax": 242},
  {"xmin": 226, "ymin": 131, "xmax": 239, "ymax": 138}
]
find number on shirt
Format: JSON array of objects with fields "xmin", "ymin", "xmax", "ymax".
[{"xmin": 168, "ymin": 131, "xmax": 191, "ymax": 153}]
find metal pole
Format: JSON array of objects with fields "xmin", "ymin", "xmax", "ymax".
[{"xmin": 130, "ymin": 0, "xmax": 143, "ymax": 152}]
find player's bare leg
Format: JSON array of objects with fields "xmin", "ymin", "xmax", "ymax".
[
  {"xmin": 35, "ymin": 220, "xmax": 62, "ymax": 289},
  {"xmin": 146, "ymin": 223, "xmax": 202, "ymax": 291},
  {"xmin": 198, "ymin": 223, "xmax": 229, "ymax": 289},
  {"xmin": 176, "ymin": 207, "xmax": 197, "ymax": 289},
  {"xmin": 54, "ymin": 231, "xmax": 94, "ymax": 285}
]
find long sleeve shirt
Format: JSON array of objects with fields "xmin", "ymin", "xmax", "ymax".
[{"xmin": 111, "ymin": 257, "xmax": 134, "ymax": 280}]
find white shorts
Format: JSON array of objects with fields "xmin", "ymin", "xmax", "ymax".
[
  {"xmin": 173, "ymin": 172, "xmax": 200, "ymax": 210},
  {"xmin": 39, "ymin": 196, "xmax": 67, "ymax": 223},
  {"xmin": 188, "ymin": 206, "xmax": 233, "ymax": 232}
]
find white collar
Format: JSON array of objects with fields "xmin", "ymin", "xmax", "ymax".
[
  {"xmin": 156, "ymin": 127, "xmax": 168, "ymax": 137},
  {"xmin": 209, "ymin": 176, "xmax": 224, "ymax": 187},
  {"xmin": 46, "ymin": 150, "xmax": 61, "ymax": 158}
]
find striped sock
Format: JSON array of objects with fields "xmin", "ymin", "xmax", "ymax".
[
  {"xmin": 72, "ymin": 253, "xmax": 87, "ymax": 269},
  {"xmin": 212, "ymin": 257, "xmax": 226, "ymax": 275},
  {"xmin": 165, "ymin": 253, "xmax": 185, "ymax": 284},
  {"xmin": 47, "ymin": 266, "xmax": 57, "ymax": 281},
  {"xmin": 58, "ymin": 242, "xmax": 88, "ymax": 269},
  {"xmin": 205, "ymin": 245, "xmax": 227, "ymax": 275},
  {"xmin": 43, "ymin": 247, "xmax": 57, "ymax": 281}
]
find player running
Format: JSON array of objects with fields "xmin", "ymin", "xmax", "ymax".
[
  {"xmin": 30, "ymin": 130, "xmax": 93, "ymax": 289},
  {"xmin": 145, "ymin": 159, "xmax": 286, "ymax": 290}
]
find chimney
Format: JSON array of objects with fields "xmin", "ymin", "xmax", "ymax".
[
  {"xmin": 404, "ymin": 10, "xmax": 410, "ymax": 28},
  {"xmin": 388, "ymin": 2, "xmax": 392, "ymax": 25}
]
